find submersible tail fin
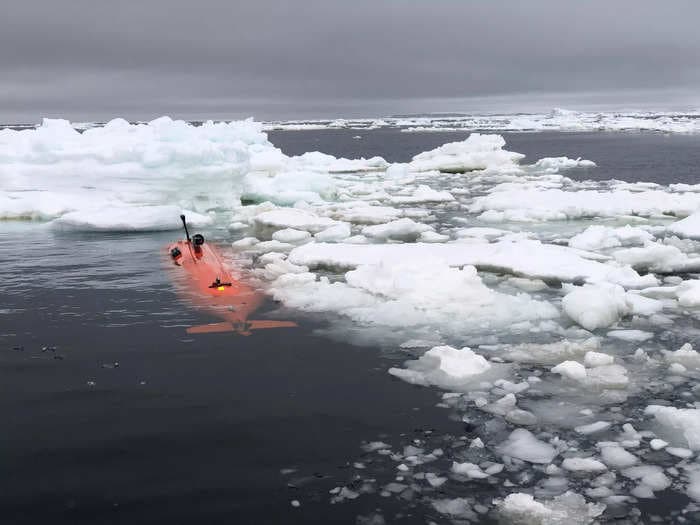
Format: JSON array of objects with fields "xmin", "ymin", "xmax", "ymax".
[{"xmin": 186, "ymin": 320, "xmax": 297, "ymax": 336}]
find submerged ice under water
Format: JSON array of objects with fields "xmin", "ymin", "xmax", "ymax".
[{"xmin": 2, "ymin": 117, "xmax": 700, "ymax": 523}]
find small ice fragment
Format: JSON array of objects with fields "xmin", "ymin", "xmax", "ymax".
[
  {"xmin": 496, "ymin": 429, "xmax": 557, "ymax": 464},
  {"xmin": 583, "ymin": 351, "xmax": 614, "ymax": 368},
  {"xmin": 599, "ymin": 445, "xmax": 638, "ymax": 468},
  {"xmin": 607, "ymin": 329, "xmax": 654, "ymax": 342},
  {"xmin": 575, "ymin": 421, "xmax": 611, "ymax": 435},
  {"xmin": 552, "ymin": 361, "xmax": 587, "ymax": 382},
  {"xmin": 562, "ymin": 457, "xmax": 608, "ymax": 472},
  {"xmin": 666, "ymin": 447, "xmax": 693, "ymax": 459},
  {"xmin": 650, "ymin": 439, "xmax": 668, "ymax": 451},
  {"xmin": 425, "ymin": 472, "xmax": 447, "ymax": 488},
  {"xmin": 470, "ymin": 438, "xmax": 485, "ymax": 449}
]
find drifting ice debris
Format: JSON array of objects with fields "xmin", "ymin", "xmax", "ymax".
[
  {"xmin": 496, "ymin": 429, "xmax": 557, "ymax": 464},
  {"xmin": 407, "ymin": 134, "xmax": 524, "ymax": 173},
  {"xmin": 561, "ymin": 457, "xmax": 607, "ymax": 473},
  {"xmin": 644, "ymin": 405, "xmax": 700, "ymax": 450},
  {"xmin": 667, "ymin": 209, "xmax": 700, "ymax": 239},
  {"xmin": 388, "ymin": 345, "xmax": 494, "ymax": 390},
  {"xmin": 562, "ymin": 283, "xmax": 631, "ymax": 331},
  {"xmin": 568, "ymin": 225, "xmax": 653, "ymax": 251},
  {"xmin": 496, "ymin": 491, "xmax": 605, "ymax": 525}
]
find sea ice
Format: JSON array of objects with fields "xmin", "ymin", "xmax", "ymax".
[
  {"xmin": 644, "ymin": 405, "xmax": 700, "ymax": 450},
  {"xmin": 52, "ymin": 206, "xmax": 212, "ymax": 232},
  {"xmin": 288, "ymin": 241, "xmax": 654, "ymax": 287},
  {"xmin": 667, "ymin": 210, "xmax": 700, "ymax": 239},
  {"xmin": 496, "ymin": 429, "xmax": 557, "ymax": 464},
  {"xmin": 561, "ymin": 457, "xmax": 607, "ymax": 472},
  {"xmin": 361, "ymin": 218, "xmax": 431, "ymax": 241},
  {"xmin": 568, "ymin": 225, "xmax": 653, "ymax": 251},
  {"xmin": 388, "ymin": 345, "xmax": 495, "ymax": 390},
  {"xmin": 497, "ymin": 491, "xmax": 605, "ymax": 525},
  {"xmin": 253, "ymin": 208, "xmax": 339, "ymax": 233},
  {"xmin": 562, "ymin": 284, "xmax": 630, "ymax": 331},
  {"xmin": 407, "ymin": 134, "xmax": 524, "ymax": 173}
]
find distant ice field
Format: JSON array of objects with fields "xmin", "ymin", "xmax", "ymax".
[{"xmin": 2, "ymin": 116, "xmax": 700, "ymax": 523}]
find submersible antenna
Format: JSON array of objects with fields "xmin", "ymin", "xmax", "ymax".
[{"xmin": 180, "ymin": 214, "xmax": 191, "ymax": 243}]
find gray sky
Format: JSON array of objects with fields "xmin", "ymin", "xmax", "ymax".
[{"xmin": 2, "ymin": 0, "xmax": 700, "ymax": 122}]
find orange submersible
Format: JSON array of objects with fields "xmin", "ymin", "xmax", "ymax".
[{"xmin": 167, "ymin": 215, "xmax": 296, "ymax": 335}]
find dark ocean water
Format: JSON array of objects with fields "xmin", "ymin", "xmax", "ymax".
[{"xmin": 1, "ymin": 129, "xmax": 698, "ymax": 524}]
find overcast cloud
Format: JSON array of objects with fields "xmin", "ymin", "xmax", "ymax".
[{"xmin": 2, "ymin": 0, "xmax": 700, "ymax": 122}]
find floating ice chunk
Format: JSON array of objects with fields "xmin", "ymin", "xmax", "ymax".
[
  {"xmin": 599, "ymin": 444, "xmax": 638, "ymax": 468},
  {"xmin": 399, "ymin": 339, "xmax": 438, "ymax": 349},
  {"xmin": 431, "ymin": 498, "xmax": 475, "ymax": 519},
  {"xmin": 568, "ymin": 225, "xmax": 653, "ymax": 251},
  {"xmin": 272, "ymin": 228, "xmax": 312, "ymax": 244},
  {"xmin": 455, "ymin": 226, "xmax": 509, "ymax": 240},
  {"xmin": 329, "ymin": 205, "xmax": 401, "ymax": 224},
  {"xmin": 1, "ymin": 117, "xmax": 267, "ymax": 222},
  {"xmin": 666, "ymin": 447, "xmax": 693, "ymax": 459},
  {"xmin": 314, "ymin": 223, "xmax": 352, "ymax": 243},
  {"xmin": 247, "ymin": 240, "xmax": 295, "ymax": 253},
  {"xmin": 408, "ymin": 134, "xmax": 524, "ymax": 173},
  {"xmin": 497, "ymin": 491, "xmax": 605, "ymax": 525},
  {"xmin": 667, "ymin": 210, "xmax": 700, "ymax": 239},
  {"xmin": 241, "ymin": 170, "xmax": 335, "ymax": 205},
  {"xmin": 506, "ymin": 409, "xmax": 538, "ymax": 426},
  {"xmin": 292, "ymin": 150, "xmax": 388, "ymax": 173},
  {"xmin": 361, "ymin": 218, "xmax": 431, "ymax": 241},
  {"xmin": 253, "ymin": 208, "xmax": 339, "ymax": 233},
  {"xmin": 664, "ymin": 343, "xmax": 700, "ymax": 369},
  {"xmin": 552, "ymin": 360, "xmax": 629, "ymax": 389},
  {"xmin": 52, "ymin": 206, "xmax": 212, "ymax": 232},
  {"xmin": 389, "ymin": 185, "xmax": 454, "ymax": 204},
  {"xmin": 533, "ymin": 157, "xmax": 596, "ymax": 173},
  {"xmin": 471, "ymin": 187, "xmax": 700, "ymax": 222},
  {"xmin": 470, "ymin": 438, "xmax": 485, "ymax": 449},
  {"xmin": 574, "ymin": 421, "xmax": 611, "ymax": 435},
  {"xmin": 418, "ymin": 230, "xmax": 449, "ymax": 243},
  {"xmin": 504, "ymin": 338, "xmax": 600, "ymax": 365},
  {"xmin": 623, "ymin": 465, "xmax": 671, "ymax": 496},
  {"xmin": 425, "ymin": 472, "xmax": 447, "ymax": 488},
  {"xmin": 451, "ymin": 461, "xmax": 490, "ymax": 479},
  {"xmin": 497, "ymin": 429, "xmax": 557, "ymax": 464},
  {"xmin": 552, "ymin": 361, "xmax": 588, "ymax": 382},
  {"xmin": 606, "ymin": 329, "xmax": 653, "ymax": 342},
  {"xmin": 649, "ymin": 439, "xmax": 668, "ymax": 451},
  {"xmin": 585, "ymin": 364, "xmax": 629, "ymax": 389},
  {"xmin": 260, "ymin": 257, "xmax": 309, "ymax": 280},
  {"xmin": 584, "ymin": 351, "xmax": 614, "ymax": 367},
  {"xmin": 232, "ymin": 236, "xmax": 259, "ymax": 248},
  {"xmin": 677, "ymin": 280, "xmax": 700, "ymax": 307},
  {"xmin": 388, "ymin": 346, "xmax": 492, "ymax": 390},
  {"xmin": 562, "ymin": 284, "xmax": 630, "ymax": 331},
  {"xmin": 362, "ymin": 441, "xmax": 391, "ymax": 453},
  {"xmin": 687, "ymin": 468, "xmax": 700, "ymax": 501},
  {"xmin": 624, "ymin": 293, "xmax": 664, "ymax": 316},
  {"xmin": 613, "ymin": 241, "xmax": 700, "ymax": 273},
  {"xmin": 644, "ymin": 405, "xmax": 700, "ymax": 450},
  {"xmin": 496, "ymin": 493, "xmax": 552, "ymax": 523},
  {"xmin": 271, "ymin": 259, "xmax": 558, "ymax": 338},
  {"xmin": 562, "ymin": 457, "xmax": 607, "ymax": 472},
  {"xmin": 288, "ymin": 241, "xmax": 654, "ymax": 287}
]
